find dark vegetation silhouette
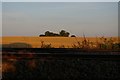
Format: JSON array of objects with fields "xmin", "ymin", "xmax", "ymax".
[
  {"xmin": 39, "ymin": 30, "xmax": 70, "ymax": 37},
  {"xmin": 2, "ymin": 43, "xmax": 32, "ymax": 48},
  {"xmin": 72, "ymin": 36, "xmax": 120, "ymax": 50},
  {"xmin": 59, "ymin": 30, "xmax": 70, "ymax": 37},
  {"xmin": 71, "ymin": 35, "xmax": 76, "ymax": 37},
  {"xmin": 40, "ymin": 41, "xmax": 54, "ymax": 48},
  {"xmin": 2, "ymin": 56, "xmax": 120, "ymax": 79}
]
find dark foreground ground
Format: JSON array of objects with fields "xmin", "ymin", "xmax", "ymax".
[{"xmin": 2, "ymin": 48, "xmax": 120, "ymax": 80}]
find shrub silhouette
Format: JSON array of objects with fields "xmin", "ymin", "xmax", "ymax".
[
  {"xmin": 40, "ymin": 41, "xmax": 54, "ymax": 48},
  {"xmin": 2, "ymin": 43, "xmax": 32, "ymax": 48},
  {"xmin": 71, "ymin": 35, "xmax": 76, "ymax": 37}
]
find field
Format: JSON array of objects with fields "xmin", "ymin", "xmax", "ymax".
[
  {"xmin": 0, "ymin": 36, "xmax": 119, "ymax": 48},
  {"xmin": 1, "ymin": 36, "xmax": 120, "ymax": 79}
]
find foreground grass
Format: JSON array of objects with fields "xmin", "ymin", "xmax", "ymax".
[{"xmin": 2, "ymin": 55, "xmax": 120, "ymax": 79}]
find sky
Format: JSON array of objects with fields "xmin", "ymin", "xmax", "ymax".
[
  {"xmin": 1, "ymin": 0, "xmax": 120, "ymax": 2},
  {"xmin": 0, "ymin": 2, "xmax": 2, "ymax": 37},
  {"xmin": 2, "ymin": 2, "xmax": 119, "ymax": 37}
]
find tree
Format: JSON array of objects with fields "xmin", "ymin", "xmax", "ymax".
[
  {"xmin": 59, "ymin": 30, "xmax": 70, "ymax": 37},
  {"xmin": 64, "ymin": 32, "xmax": 70, "ymax": 37},
  {"xmin": 45, "ymin": 31, "xmax": 59, "ymax": 36},
  {"xmin": 45, "ymin": 31, "xmax": 50, "ymax": 36},
  {"xmin": 71, "ymin": 35, "xmax": 76, "ymax": 37},
  {"xmin": 40, "ymin": 30, "xmax": 70, "ymax": 37},
  {"xmin": 39, "ymin": 34, "xmax": 45, "ymax": 37},
  {"xmin": 59, "ymin": 30, "xmax": 66, "ymax": 36}
]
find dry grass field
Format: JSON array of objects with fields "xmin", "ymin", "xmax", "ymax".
[{"xmin": 0, "ymin": 36, "xmax": 119, "ymax": 48}]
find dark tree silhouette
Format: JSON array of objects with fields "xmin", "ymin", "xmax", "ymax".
[
  {"xmin": 45, "ymin": 31, "xmax": 50, "ymax": 36},
  {"xmin": 71, "ymin": 35, "xmax": 76, "ymax": 37},
  {"xmin": 59, "ymin": 30, "xmax": 70, "ymax": 37},
  {"xmin": 65, "ymin": 32, "xmax": 70, "ymax": 37},
  {"xmin": 39, "ymin": 30, "xmax": 70, "ymax": 37},
  {"xmin": 39, "ymin": 34, "xmax": 45, "ymax": 37}
]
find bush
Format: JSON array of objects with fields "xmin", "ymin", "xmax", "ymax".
[
  {"xmin": 40, "ymin": 41, "xmax": 53, "ymax": 48},
  {"xmin": 2, "ymin": 43, "xmax": 32, "ymax": 48},
  {"xmin": 71, "ymin": 35, "xmax": 76, "ymax": 37}
]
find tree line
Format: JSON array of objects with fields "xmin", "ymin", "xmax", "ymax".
[{"xmin": 39, "ymin": 30, "xmax": 76, "ymax": 37}]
